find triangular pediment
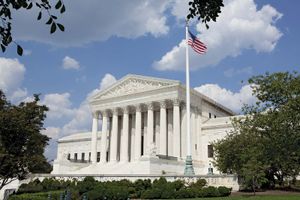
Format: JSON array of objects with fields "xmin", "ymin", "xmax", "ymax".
[{"xmin": 91, "ymin": 74, "xmax": 180, "ymax": 101}]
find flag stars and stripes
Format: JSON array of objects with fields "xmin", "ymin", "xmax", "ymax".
[{"xmin": 188, "ymin": 30, "xmax": 207, "ymax": 54}]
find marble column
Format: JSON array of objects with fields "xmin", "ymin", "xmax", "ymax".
[
  {"xmin": 134, "ymin": 104, "xmax": 142, "ymax": 160},
  {"xmin": 173, "ymin": 99, "xmax": 181, "ymax": 158},
  {"xmin": 146, "ymin": 102, "xmax": 154, "ymax": 156},
  {"xmin": 110, "ymin": 108, "xmax": 119, "ymax": 162},
  {"xmin": 91, "ymin": 111, "xmax": 99, "ymax": 164},
  {"xmin": 100, "ymin": 110, "xmax": 108, "ymax": 163},
  {"xmin": 120, "ymin": 106, "xmax": 129, "ymax": 162},
  {"xmin": 159, "ymin": 101, "xmax": 167, "ymax": 155}
]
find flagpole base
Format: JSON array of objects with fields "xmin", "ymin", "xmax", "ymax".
[{"xmin": 184, "ymin": 155, "xmax": 195, "ymax": 175}]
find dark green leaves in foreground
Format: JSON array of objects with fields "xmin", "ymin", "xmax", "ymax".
[
  {"xmin": 187, "ymin": 0, "xmax": 224, "ymax": 29},
  {"xmin": 213, "ymin": 71, "xmax": 300, "ymax": 191},
  {"xmin": 0, "ymin": 0, "xmax": 66, "ymax": 56}
]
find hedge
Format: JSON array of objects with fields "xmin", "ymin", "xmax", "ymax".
[{"xmin": 10, "ymin": 177, "xmax": 232, "ymax": 199}]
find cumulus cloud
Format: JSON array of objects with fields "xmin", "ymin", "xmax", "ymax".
[
  {"xmin": 195, "ymin": 84, "xmax": 256, "ymax": 113},
  {"xmin": 12, "ymin": 0, "xmax": 170, "ymax": 46},
  {"xmin": 42, "ymin": 127, "xmax": 61, "ymax": 139},
  {"xmin": 62, "ymin": 56, "xmax": 80, "ymax": 70},
  {"xmin": 153, "ymin": 0, "xmax": 283, "ymax": 71},
  {"xmin": 56, "ymin": 73, "xmax": 117, "ymax": 137},
  {"xmin": 0, "ymin": 57, "xmax": 27, "ymax": 102},
  {"xmin": 41, "ymin": 93, "xmax": 76, "ymax": 120}
]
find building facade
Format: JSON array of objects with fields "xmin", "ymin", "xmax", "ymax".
[{"xmin": 52, "ymin": 74, "xmax": 237, "ymax": 175}]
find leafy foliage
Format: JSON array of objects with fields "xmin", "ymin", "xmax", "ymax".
[
  {"xmin": 0, "ymin": 0, "xmax": 65, "ymax": 55},
  {"xmin": 13, "ymin": 177, "xmax": 231, "ymax": 199},
  {"xmin": 213, "ymin": 72, "xmax": 300, "ymax": 191},
  {"xmin": 0, "ymin": 90, "xmax": 50, "ymax": 190},
  {"xmin": 187, "ymin": 0, "xmax": 224, "ymax": 29}
]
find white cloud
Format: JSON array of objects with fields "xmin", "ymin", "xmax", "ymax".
[
  {"xmin": 54, "ymin": 73, "xmax": 117, "ymax": 137},
  {"xmin": 195, "ymin": 84, "xmax": 256, "ymax": 113},
  {"xmin": 0, "ymin": 57, "xmax": 28, "ymax": 102},
  {"xmin": 153, "ymin": 0, "xmax": 282, "ymax": 71},
  {"xmin": 12, "ymin": 0, "xmax": 170, "ymax": 46},
  {"xmin": 62, "ymin": 56, "xmax": 80, "ymax": 70},
  {"xmin": 42, "ymin": 127, "xmax": 61, "ymax": 139},
  {"xmin": 41, "ymin": 93, "xmax": 76, "ymax": 119}
]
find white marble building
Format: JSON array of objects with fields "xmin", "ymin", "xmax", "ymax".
[{"xmin": 52, "ymin": 74, "xmax": 237, "ymax": 175}]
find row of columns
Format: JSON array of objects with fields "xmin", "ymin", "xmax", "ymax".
[{"xmin": 90, "ymin": 100, "xmax": 183, "ymax": 164}]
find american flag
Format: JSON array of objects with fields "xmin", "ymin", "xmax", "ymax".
[{"xmin": 188, "ymin": 30, "xmax": 207, "ymax": 54}]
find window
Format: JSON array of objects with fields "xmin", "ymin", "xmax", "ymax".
[
  {"xmin": 89, "ymin": 152, "xmax": 91, "ymax": 162},
  {"xmin": 74, "ymin": 153, "xmax": 78, "ymax": 160},
  {"xmin": 195, "ymin": 144, "xmax": 197, "ymax": 150},
  {"xmin": 208, "ymin": 145, "xmax": 214, "ymax": 158},
  {"xmin": 97, "ymin": 152, "xmax": 100, "ymax": 162},
  {"xmin": 209, "ymin": 113, "xmax": 212, "ymax": 118},
  {"xmin": 81, "ymin": 153, "xmax": 85, "ymax": 161},
  {"xmin": 67, "ymin": 153, "xmax": 70, "ymax": 160},
  {"xmin": 214, "ymin": 115, "xmax": 217, "ymax": 118}
]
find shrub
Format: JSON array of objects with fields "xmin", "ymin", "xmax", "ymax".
[
  {"xmin": 199, "ymin": 186, "xmax": 220, "ymax": 197},
  {"xmin": 218, "ymin": 186, "xmax": 231, "ymax": 196},
  {"xmin": 190, "ymin": 178, "xmax": 207, "ymax": 189},
  {"xmin": 141, "ymin": 188, "xmax": 162, "ymax": 199},
  {"xmin": 174, "ymin": 188, "xmax": 195, "ymax": 199}
]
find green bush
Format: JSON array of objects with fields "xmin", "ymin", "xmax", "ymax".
[
  {"xmin": 218, "ymin": 186, "xmax": 231, "ymax": 196},
  {"xmin": 174, "ymin": 188, "xmax": 195, "ymax": 199},
  {"xmin": 141, "ymin": 188, "xmax": 162, "ymax": 199},
  {"xmin": 199, "ymin": 186, "xmax": 220, "ymax": 197},
  {"xmin": 9, "ymin": 191, "xmax": 63, "ymax": 200},
  {"xmin": 190, "ymin": 178, "xmax": 207, "ymax": 189}
]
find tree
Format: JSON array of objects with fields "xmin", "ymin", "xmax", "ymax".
[
  {"xmin": 0, "ymin": 90, "xmax": 50, "ymax": 190},
  {"xmin": 213, "ymin": 72, "xmax": 300, "ymax": 191},
  {"xmin": 187, "ymin": 0, "xmax": 224, "ymax": 29},
  {"xmin": 0, "ymin": 0, "xmax": 65, "ymax": 56}
]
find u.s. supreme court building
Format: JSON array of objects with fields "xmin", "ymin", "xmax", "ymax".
[{"xmin": 52, "ymin": 74, "xmax": 237, "ymax": 175}]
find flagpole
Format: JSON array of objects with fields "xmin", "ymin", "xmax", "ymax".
[{"xmin": 184, "ymin": 19, "xmax": 195, "ymax": 175}]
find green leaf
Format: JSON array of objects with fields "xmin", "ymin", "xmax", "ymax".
[
  {"xmin": 57, "ymin": 23, "xmax": 65, "ymax": 32},
  {"xmin": 27, "ymin": 2, "xmax": 33, "ymax": 9},
  {"xmin": 55, "ymin": 0, "xmax": 62, "ymax": 9},
  {"xmin": 37, "ymin": 11, "xmax": 42, "ymax": 20},
  {"xmin": 1, "ymin": 44, "xmax": 6, "ymax": 52},
  {"xmin": 17, "ymin": 45, "xmax": 23, "ymax": 56},
  {"xmin": 60, "ymin": 5, "xmax": 65, "ymax": 13},
  {"xmin": 46, "ymin": 17, "xmax": 52, "ymax": 25},
  {"xmin": 50, "ymin": 23, "xmax": 56, "ymax": 34}
]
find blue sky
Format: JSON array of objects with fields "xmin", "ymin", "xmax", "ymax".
[{"xmin": 0, "ymin": 0, "xmax": 299, "ymax": 160}]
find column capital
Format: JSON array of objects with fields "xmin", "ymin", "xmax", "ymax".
[
  {"xmin": 112, "ymin": 107, "xmax": 119, "ymax": 115},
  {"xmin": 146, "ymin": 102, "xmax": 154, "ymax": 110},
  {"xmin": 172, "ymin": 99, "xmax": 181, "ymax": 107},
  {"xmin": 122, "ymin": 106, "xmax": 130, "ymax": 114},
  {"xmin": 92, "ymin": 111, "xmax": 99, "ymax": 119},
  {"xmin": 159, "ymin": 100, "xmax": 167, "ymax": 109},
  {"xmin": 135, "ymin": 104, "xmax": 142, "ymax": 112},
  {"xmin": 100, "ymin": 110, "xmax": 108, "ymax": 117}
]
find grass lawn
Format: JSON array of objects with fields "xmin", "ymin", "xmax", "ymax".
[{"xmin": 174, "ymin": 192, "xmax": 300, "ymax": 200}]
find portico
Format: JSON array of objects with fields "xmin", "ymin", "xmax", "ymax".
[{"xmin": 52, "ymin": 74, "xmax": 236, "ymax": 175}]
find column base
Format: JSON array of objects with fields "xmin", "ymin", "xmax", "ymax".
[{"xmin": 184, "ymin": 155, "xmax": 195, "ymax": 175}]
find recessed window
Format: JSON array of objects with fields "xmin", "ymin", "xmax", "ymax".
[
  {"xmin": 214, "ymin": 115, "xmax": 217, "ymax": 118},
  {"xmin": 67, "ymin": 153, "xmax": 70, "ymax": 160},
  {"xmin": 209, "ymin": 113, "xmax": 212, "ymax": 118},
  {"xmin": 195, "ymin": 144, "xmax": 197, "ymax": 150},
  {"xmin": 89, "ymin": 152, "xmax": 91, "ymax": 162},
  {"xmin": 208, "ymin": 145, "xmax": 214, "ymax": 158},
  {"xmin": 74, "ymin": 153, "xmax": 78, "ymax": 160},
  {"xmin": 81, "ymin": 153, "xmax": 85, "ymax": 161},
  {"xmin": 97, "ymin": 152, "xmax": 100, "ymax": 162}
]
